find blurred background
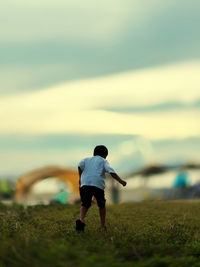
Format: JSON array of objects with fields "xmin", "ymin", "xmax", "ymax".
[{"xmin": 0, "ymin": 0, "xmax": 199, "ymax": 205}]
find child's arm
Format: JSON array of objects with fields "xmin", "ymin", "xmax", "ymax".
[
  {"xmin": 78, "ymin": 167, "xmax": 83, "ymax": 188},
  {"xmin": 110, "ymin": 172, "xmax": 127, "ymax": 186}
]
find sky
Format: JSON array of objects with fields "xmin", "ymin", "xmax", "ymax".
[{"xmin": 0, "ymin": 0, "xmax": 200, "ymax": 176}]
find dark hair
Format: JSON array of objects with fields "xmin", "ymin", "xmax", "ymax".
[{"xmin": 93, "ymin": 145, "xmax": 108, "ymax": 158}]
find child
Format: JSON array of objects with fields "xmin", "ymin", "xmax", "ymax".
[{"xmin": 76, "ymin": 145, "xmax": 126, "ymax": 232}]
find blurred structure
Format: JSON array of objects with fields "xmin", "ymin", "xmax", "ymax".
[
  {"xmin": 110, "ymin": 179, "xmax": 120, "ymax": 203},
  {"xmin": 0, "ymin": 180, "xmax": 14, "ymax": 200},
  {"xmin": 51, "ymin": 190, "xmax": 68, "ymax": 205},
  {"xmin": 122, "ymin": 163, "xmax": 200, "ymax": 202},
  {"xmin": 189, "ymin": 182, "xmax": 200, "ymax": 198},
  {"xmin": 12, "ymin": 163, "xmax": 200, "ymax": 205},
  {"xmin": 15, "ymin": 166, "xmax": 79, "ymax": 204},
  {"xmin": 173, "ymin": 172, "xmax": 190, "ymax": 188}
]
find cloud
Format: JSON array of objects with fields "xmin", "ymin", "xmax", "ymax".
[
  {"xmin": 101, "ymin": 100, "xmax": 200, "ymax": 113},
  {"xmin": 0, "ymin": 63, "xmax": 85, "ymax": 95},
  {"xmin": 1, "ymin": 0, "xmax": 199, "ymax": 96},
  {"xmin": 0, "ymin": 0, "xmax": 140, "ymax": 44},
  {"xmin": 0, "ymin": 148, "xmax": 88, "ymax": 176},
  {"xmin": 0, "ymin": 61, "xmax": 199, "ymax": 140},
  {"xmin": 1, "ymin": 0, "xmax": 196, "ymax": 44}
]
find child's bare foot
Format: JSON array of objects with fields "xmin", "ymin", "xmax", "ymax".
[{"xmin": 100, "ymin": 226, "xmax": 107, "ymax": 232}]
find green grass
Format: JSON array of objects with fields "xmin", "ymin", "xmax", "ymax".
[{"xmin": 1, "ymin": 201, "xmax": 200, "ymax": 266}]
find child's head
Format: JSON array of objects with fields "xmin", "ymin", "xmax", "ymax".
[{"xmin": 93, "ymin": 145, "xmax": 108, "ymax": 159}]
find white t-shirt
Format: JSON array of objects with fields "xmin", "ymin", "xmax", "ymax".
[{"xmin": 78, "ymin": 155, "xmax": 115, "ymax": 190}]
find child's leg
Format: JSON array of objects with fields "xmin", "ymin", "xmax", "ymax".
[
  {"xmin": 99, "ymin": 206, "xmax": 106, "ymax": 229},
  {"xmin": 93, "ymin": 187, "xmax": 106, "ymax": 229},
  {"xmin": 80, "ymin": 206, "xmax": 89, "ymax": 223},
  {"xmin": 79, "ymin": 186, "xmax": 93, "ymax": 224}
]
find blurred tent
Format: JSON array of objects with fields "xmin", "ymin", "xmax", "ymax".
[
  {"xmin": 127, "ymin": 163, "xmax": 200, "ymax": 178},
  {"xmin": 15, "ymin": 166, "xmax": 79, "ymax": 203},
  {"xmin": 123, "ymin": 163, "xmax": 200, "ymax": 201},
  {"xmin": 127, "ymin": 165, "xmax": 168, "ymax": 186}
]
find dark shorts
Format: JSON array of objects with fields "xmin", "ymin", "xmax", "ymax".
[{"xmin": 80, "ymin": 186, "xmax": 106, "ymax": 208}]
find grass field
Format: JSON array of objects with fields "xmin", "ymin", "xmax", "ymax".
[{"xmin": 0, "ymin": 201, "xmax": 200, "ymax": 266}]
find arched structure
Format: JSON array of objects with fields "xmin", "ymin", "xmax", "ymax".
[{"xmin": 15, "ymin": 166, "xmax": 79, "ymax": 202}]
